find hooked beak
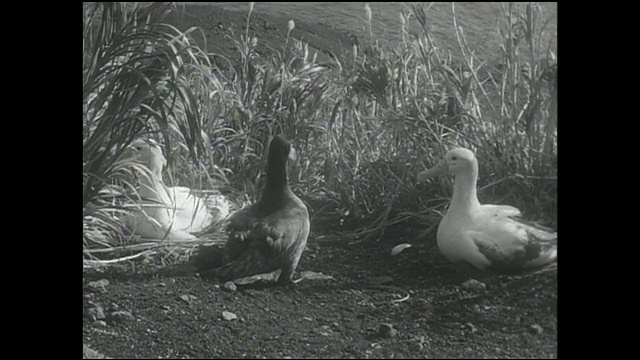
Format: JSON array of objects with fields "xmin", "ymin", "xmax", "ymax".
[{"xmin": 417, "ymin": 159, "xmax": 448, "ymax": 183}]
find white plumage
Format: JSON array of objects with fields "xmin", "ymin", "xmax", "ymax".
[
  {"xmin": 120, "ymin": 139, "xmax": 230, "ymax": 241},
  {"xmin": 418, "ymin": 148, "xmax": 557, "ymax": 273}
]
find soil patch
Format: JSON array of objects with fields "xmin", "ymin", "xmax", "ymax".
[{"xmin": 83, "ymin": 222, "xmax": 557, "ymax": 359}]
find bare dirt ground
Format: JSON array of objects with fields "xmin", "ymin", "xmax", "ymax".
[
  {"xmin": 83, "ymin": 4, "xmax": 557, "ymax": 358},
  {"xmin": 83, "ymin": 222, "xmax": 556, "ymax": 359}
]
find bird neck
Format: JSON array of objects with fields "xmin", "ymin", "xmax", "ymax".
[
  {"xmin": 138, "ymin": 169, "xmax": 169, "ymax": 201},
  {"xmin": 449, "ymin": 164, "xmax": 482, "ymax": 214},
  {"xmin": 260, "ymin": 159, "xmax": 292, "ymax": 203}
]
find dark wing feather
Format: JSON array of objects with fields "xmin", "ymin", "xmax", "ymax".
[
  {"xmin": 207, "ymin": 197, "xmax": 310, "ymax": 284},
  {"xmin": 222, "ymin": 206, "xmax": 261, "ymax": 264},
  {"xmin": 474, "ymin": 219, "xmax": 557, "ymax": 274}
]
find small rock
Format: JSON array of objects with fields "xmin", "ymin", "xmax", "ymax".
[
  {"xmin": 86, "ymin": 300, "xmax": 101, "ymax": 309},
  {"xmin": 94, "ymin": 306, "xmax": 106, "ymax": 320},
  {"xmin": 409, "ymin": 342, "xmax": 424, "ymax": 352},
  {"xmin": 107, "ymin": 303, "xmax": 119, "ymax": 312},
  {"xmin": 87, "ymin": 279, "xmax": 110, "ymax": 293},
  {"xmin": 317, "ymin": 325, "xmax": 333, "ymax": 336},
  {"xmin": 179, "ymin": 294, "xmax": 197, "ymax": 304},
  {"xmin": 529, "ymin": 324, "xmax": 544, "ymax": 334},
  {"xmin": 83, "ymin": 344, "xmax": 107, "ymax": 359},
  {"xmin": 92, "ymin": 320, "xmax": 107, "ymax": 328},
  {"xmin": 222, "ymin": 311, "xmax": 237, "ymax": 321},
  {"xmin": 85, "ymin": 306, "xmax": 106, "ymax": 321},
  {"xmin": 108, "ymin": 311, "xmax": 134, "ymax": 323},
  {"xmin": 461, "ymin": 279, "xmax": 486, "ymax": 291},
  {"xmin": 464, "ymin": 322, "xmax": 477, "ymax": 333},
  {"xmin": 222, "ymin": 281, "xmax": 237, "ymax": 292},
  {"xmin": 378, "ymin": 323, "xmax": 397, "ymax": 338}
]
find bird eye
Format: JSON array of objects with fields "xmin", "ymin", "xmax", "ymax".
[{"xmin": 451, "ymin": 156, "xmax": 458, "ymax": 160}]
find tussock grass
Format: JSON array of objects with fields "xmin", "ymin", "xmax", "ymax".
[
  {"xmin": 83, "ymin": 2, "xmax": 230, "ymax": 263},
  {"xmin": 83, "ymin": 2, "xmax": 557, "ymax": 266}
]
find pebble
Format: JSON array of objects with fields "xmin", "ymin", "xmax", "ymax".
[
  {"xmin": 317, "ymin": 325, "xmax": 332, "ymax": 336},
  {"xmin": 222, "ymin": 281, "xmax": 237, "ymax": 292},
  {"xmin": 409, "ymin": 342, "xmax": 424, "ymax": 352},
  {"xmin": 87, "ymin": 279, "xmax": 110, "ymax": 293},
  {"xmin": 222, "ymin": 311, "xmax": 237, "ymax": 321},
  {"xmin": 529, "ymin": 324, "xmax": 544, "ymax": 334},
  {"xmin": 461, "ymin": 279, "xmax": 486, "ymax": 291},
  {"xmin": 83, "ymin": 344, "xmax": 107, "ymax": 359},
  {"xmin": 108, "ymin": 311, "xmax": 135, "ymax": 323},
  {"xmin": 179, "ymin": 294, "xmax": 197, "ymax": 304},
  {"xmin": 94, "ymin": 306, "xmax": 106, "ymax": 320},
  {"xmin": 92, "ymin": 320, "xmax": 107, "ymax": 328},
  {"xmin": 378, "ymin": 323, "xmax": 397, "ymax": 338},
  {"xmin": 85, "ymin": 306, "xmax": 106, "ymax": 321},
  {"xmin": 464, "ymin": 322, "xmax": 477, "ymax": 333}
]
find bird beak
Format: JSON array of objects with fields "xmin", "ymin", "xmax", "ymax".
[{"xmin": 417, "ymin": 159, "xmax": 448, "ymax": 183}]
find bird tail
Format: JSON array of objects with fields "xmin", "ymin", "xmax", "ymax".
[
  {"xmin": 523, "ymin": 222, "xmax": 557, "ymax": 270},
  {"xmin": 525, "ymin": 247, "xmax": 557, "ymax": 270}
]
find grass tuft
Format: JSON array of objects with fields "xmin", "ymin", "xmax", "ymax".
[{"xmin": 83, "ymin": 2, "xmax": 557, "ymax": 265}]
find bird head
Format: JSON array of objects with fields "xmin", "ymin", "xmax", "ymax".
[
  {"xmin": 119, "ymin": 139, "xmax": 167, "ymax": 178},
  {"xmin": 417, "ymin": 147, "xmax": 477, "ymax": 182},
  {"xmin": 268, "ymin": 135, "xmax": 294, "ymax": 164}
]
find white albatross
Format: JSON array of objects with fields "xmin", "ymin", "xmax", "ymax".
[
  {"xmin": 417, "ymin": 148, "xmax": 557, "ymax": 273},
  {"xmin": 119, "ymin": 139, "xmax": 230, "ymax": 241}
]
